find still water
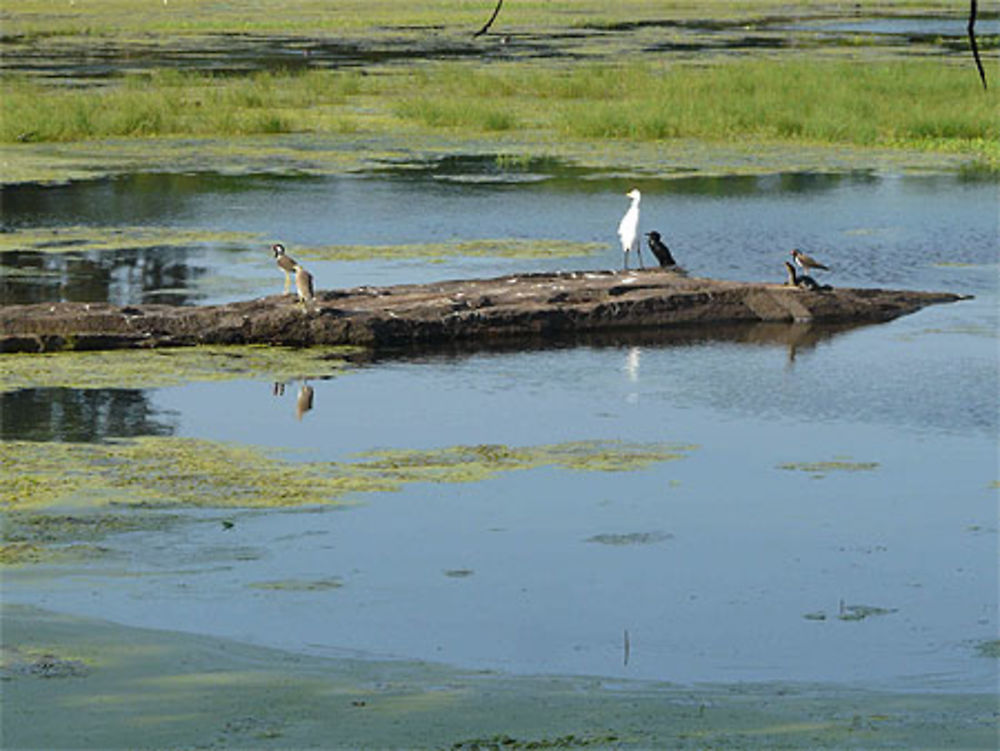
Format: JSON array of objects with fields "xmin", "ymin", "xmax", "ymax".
[{"xmin": 1, "ymin": 167, "xmax": 997, "ymax": 690}]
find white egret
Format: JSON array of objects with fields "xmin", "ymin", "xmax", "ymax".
[{"xmin": 617, "ymin": 189, "xmax": 643, "ymax": 271}]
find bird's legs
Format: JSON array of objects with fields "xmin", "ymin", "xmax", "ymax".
[
  {"xmin": 636, "ymin": 244, "xmax": 645, "ymax": 270},
  {"xmin": 283, "ymin": 270, "xmax": 292, "ymax": 295}
]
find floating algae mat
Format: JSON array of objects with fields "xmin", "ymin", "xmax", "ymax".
[
  {"xmin": 0, "ymin": 437, "xmax": 696, "ymax": 513},
  {"xmin": 0, "ymin": 345, "xmax": 356, "ymax": 393},
  {"xmin": 777, "ymin": 458, "xmax": 880, "ymax": 475},
  {"xmin": 0, "ymin": 226, "xmax": 262, "ymax": 254}
]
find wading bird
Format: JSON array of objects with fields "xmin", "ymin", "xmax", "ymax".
[
  {"xmin": 784, "ymin": 260, "xmax": 822, "ymax": 291},
  {"xmin": 617, "ymin": 189, "xmax": 643, "ymax": 271},
  {"xmin": 791, "ymin": 249, "xmax": 830, "ymax": 277},
  {"xmin": 294, "ymin": 264, "xmax": 316, "ymax": 312},
  {"xmin": 645, "ymin": 230, "xmax": 676, "ymax": 268},
  {"xmin": 272, "ymin": 243, "xmax": 299, "ymax": 295}
]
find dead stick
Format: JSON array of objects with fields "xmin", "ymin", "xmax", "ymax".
[
  {"xmin": 969, "ymin": 0, "xmax": 988, "ymax": 90},
  {"xmin": 473, "ymin": 0, "xmax": 504, "ymax": 38}
]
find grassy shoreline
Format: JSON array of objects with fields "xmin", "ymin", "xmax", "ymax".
[{"xmin": 3, "ymin": 60, "xmax": 997, "ymax": 170}]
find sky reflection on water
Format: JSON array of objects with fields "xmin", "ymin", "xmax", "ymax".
[{"xmin": 1, "ymin": 167, "xmax": 996, "ymax": 691}]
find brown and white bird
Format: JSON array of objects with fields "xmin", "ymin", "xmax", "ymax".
[
  {"xmin": 791, "ymin": 249, "xmax": 830, "ymax": 277},
  {"xmin": 294, "ymin": 264, "xmax": 316, "ymax": 311},
  {"xmin": 272, "ymin": 243, "xmax": 299, "ymax": 295},
  {"xmin": 784, "ymin": 260, "xmax": 821, "ymax": 291}
]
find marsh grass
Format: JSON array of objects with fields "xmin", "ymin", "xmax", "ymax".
[
  {"xmin": 2, "ymin": 59, "xmax": 996, "ymax": 166},
  {"xmin": 1, "ymin": 69, "xmax": 363, "ymax": 142},
  {"xmin": 396, "ymin": 60, "xmax": 999, "ymax": 153}
]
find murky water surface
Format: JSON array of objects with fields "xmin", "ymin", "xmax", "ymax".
[{"xmin": 1, "ymin": 165, "xmax": 997, "ymax": 691}]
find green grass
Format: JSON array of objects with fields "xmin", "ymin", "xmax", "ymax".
[
  {"xmin": 2, "ymin": 59, "xmax": 996, "ymax": 166},
  {"xmin": 0, "ymin": 69, "xmax": 363, "ymax": 142},
  {"xmin": 395, "ymin": 60, "xmax": 998, "ymax": 152}
]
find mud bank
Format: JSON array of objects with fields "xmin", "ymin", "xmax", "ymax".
[
  {"xmin": 2, "ymin": 605, "xmax": 995, "ymax": 750},
  {"xmin": 0, "ymin": 269, "xmax": 967, "ymax": 353}
]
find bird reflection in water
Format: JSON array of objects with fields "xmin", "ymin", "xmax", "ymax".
[
  {"xmin": 623, "ymin": 346, "xmax": 641, "ymax": 405},
  {"xmin": 271, "ymin": 380, "xmax": 315, "ymax": 420},
  {"xmin": 295, "ymin": 383, "xmax": 315, "ymax": 421}
]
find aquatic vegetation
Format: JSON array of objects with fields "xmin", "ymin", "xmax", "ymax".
[
  {"xmin": 974, "ymin": 640, "xmax": 1000, "ymax": 658},
  {"xmin": 2, "ymin": 60, "xmax": 995, "ymax": 170},
  {"xmin": 778, "ymin": 459, "xmax": 880, "ymax": 476},
  {"xmin": 586, "ymin": 531, "xmax": 674, "ymax": 545},
  {"xmin": 297, "ymin": 238, "xmax": 606, "ymax": 262},
  {"xmin": 451, "ymin": 733, "xmax": 622, "ymax": 750},
  {"xmin": 0, "ymin": 345, "xmax": 355, "ymax": 393},
  {"xmin": 0, "ymin": 542, "xmax": 106, "ymax": 567},
  {"xmin": 353, "ymin": 440, "xmax": 697, "ymax": 485},
  {"xmin": 837, "ymin": 604, "xmax": 898, "ymax": 621},
  {"xmin": 0, "ymin": 437, "xmax": 696, "ymax": 513},
  {"xmin": 247, "ymin": 578, "xmax": 343, "ymax": 591},
  {"xmin": 0, "ymin": 226, "xmax": 262, "ymax": 255}
]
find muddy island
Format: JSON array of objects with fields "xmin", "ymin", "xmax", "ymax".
[{"xmin": 0, "ymin": 270, "xmax": 968, "ymax": 354}]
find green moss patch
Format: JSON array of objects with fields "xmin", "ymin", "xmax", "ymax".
[
  {"xmin": 0, "ymin": 345, "xmax": 355, "ymax": 393},
  {"xmin": 1, "ymin": 437, "xmax": 695, "ymax": 514}
]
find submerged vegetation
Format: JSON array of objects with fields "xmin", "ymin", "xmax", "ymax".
[
  {"xmin": 0, "ymin": 437, "xmax": 696, "ymax": 513},
  {"xmin": 3, "ymin": 61, "xmax": 996, "ymax": 168}
]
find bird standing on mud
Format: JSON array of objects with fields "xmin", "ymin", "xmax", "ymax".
[
  {"xmin": 645, "ymin": 230, "xmax": 676, "ymax": 268},
  {"xmin": 272, "ymin": 243, "xmax": 299, "ymax": 295},
  {"xmin": 791, "ymin": 249, "xmax": 830, "ymax": 278},
  {"xmin": 617, "ymin": 189, "xmax": 643, "ymax": 271}
]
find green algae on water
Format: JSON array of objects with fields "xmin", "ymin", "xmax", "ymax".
[
  {"xmin": 0, "ymin": 437, "xmax": 696, "ymax": 514},
  {"xmin": 0, "ymin": 345, "xmax": 356, "ymax": 393},
  {"xmin": 586, "ymin": 531, "xmax": 673, "ymax": 546},
  {"xmin": 778, "ymin": 459, "xmax": 880, "ymax": 476},
  {"xmin": 247, "ymin": 578, "xmax": 343, "ymax": 592},
  {"xmin": 974, "ymin": 640, "xmax": 1000, "ymax": 658},
  {"xmin": 0, "ymin": 226, "xmax": 262, "ymax": 255}
]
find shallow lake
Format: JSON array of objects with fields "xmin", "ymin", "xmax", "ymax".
[{"xmin": 1, "ymin": 165, "xmax": 997, "ymax": 691}]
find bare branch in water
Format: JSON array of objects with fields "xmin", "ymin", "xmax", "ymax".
[
  {"xmin": 969, "ymin": 0, "xmax": 988, "ymax": 90},
  {"xmin": 473, "ymin": 0, "xmax": 505, "ymax": 38}
]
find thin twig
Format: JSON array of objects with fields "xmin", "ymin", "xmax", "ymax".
[
  {"xmin": 473, "ymin": 0, "xmax": 505, "ymax": 38},
  {"xmin": 969, "ymin": 0, "xmax": 988, "ymax": 90},
  {"xmin": 623, "ymin": 628, "xmax": 630, "ymax": 666}
]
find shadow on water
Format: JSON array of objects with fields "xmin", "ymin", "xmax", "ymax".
[
  {"xmin": 0, "ymin": 320, "xmax": 865, "ymax": 443},
  {"xmin": 0, "ymin": 388, "xmax": 176, "ymax": 443},
  {"xmin": 366, "ymin": 319, "xmax": 870, "ymax": 369}
]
